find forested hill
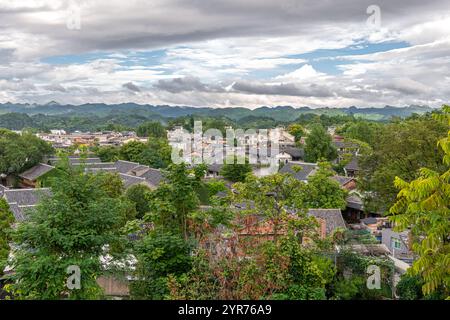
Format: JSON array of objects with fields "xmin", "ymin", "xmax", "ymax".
[{"xmin": 0, "ymin": 102, "xmax": 434, "ymax": 122}]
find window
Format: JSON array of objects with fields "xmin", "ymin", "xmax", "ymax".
[{"xmin": 391, "ymin": 237, "xmax": 401, "ymax": 249}]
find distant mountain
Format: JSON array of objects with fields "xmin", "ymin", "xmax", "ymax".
[{"xmin": 0, "ymin": 102, "xmax": 435, "ymax": 122}]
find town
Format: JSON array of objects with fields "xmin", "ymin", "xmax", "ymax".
[
  {"xmin": 1, "ymin": 0, "xmax": 449, "ymax": 307},
  {"xmin": 2, "ymin": 104, "xmax": 447, "ymax": 300}
]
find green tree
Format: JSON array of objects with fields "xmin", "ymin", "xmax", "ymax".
[
  {"xmin": 130, "ymin": 230, "xmax": 192, "ymax": 299},
  {"xmin": 125, "ymin": 184, "xmax": 152, "ymax": 219},
  {"xmin": 119, "ymin": 141, "xmax": 147, "ymax": 162},
  {"xmin": 145, "ymin": 163, "xmax": 202, "ymax": 238},
  {"xmin": 232, "ymin": 173, "xmax": 318, "ymax": 242},
  {"xmin": 287, "ymin": 123, "xmax": 305, "ymax": 143},
  {"xmin": 304, "ymin": 124, "xmax": 337, "ymax": 162},
  {"xmin": 389, "ymin": 105, "xmax": 450, "ymax": 298},
  {"xmin": 338, "ymin": 121, "xmax": 382, "ymax": 146},
  {"xmin": 8, "ymin": 164, "xmax": 133, "ymax": 299},
  {"xmin": 137, "ymin": 138, "xmax": 172, "ymax": 169},
  {"xmin": 220, "ymin": 157, "xmax": 252, "ymax": 182},
  {"xmin": 0, "ymin": 129, "xmax": 53, "ymax": 176},
  {"xmin": 95, "ymin": 145, "xmax": 120, "ymax": 162},
  {"xmin": 301, "ymin": 162, "xmax": 348, "ymax": 209},
  {"xmin": 0, "ymin": 199, "xmax": 14, "ymax": 276},
  {"xmin": 136, "ymin": 121, "xmax": 166, "ymax": 138},
  {"xmin": 360, "ymin": 114, "xmax": 447, "ymax": 213}
]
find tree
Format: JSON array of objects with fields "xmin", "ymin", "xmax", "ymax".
[
  {"xmin": 220, "ymin": 157, "xmax": 252, "ymax": 182},
  {"xmin": 130, "ymin": 230, "xmax": 192, "ymax": 299},
  {"xmin": 136, "ymin": 121, "xmax": 166, "ymax": 138},
  {"xmin": 0, "ymin": 199, "xmax": 14, "ymax": 277},
  {"xmin": 0, "ymin": 129, "xmax": 53, "ymax": 176},
  {"xmin": 125, "ymin": 184, "xmax": 152, "ymax": 219},
  {"xmin": 301, "ymin": 162, "xmax": 348, "ymax": 209},
  {"xmin": 137, "ymin": 138, "xmax": 172, "ymax": 169},
  {"xmin": 389, "ymin": 105, "xmax": 450, "ymax": 298},
  {"xmin": 119, "ymin": 141, "xmax": 147, "ymax": 162},
  {"xmin": 95, "ymin": 145, "xmax": 120, "ymax": 162},
  {"xmin": 7, "ymin": 164, "xmax": 134, "ymax": 299},
  {"xmin": 287, "ymin": 123, "xmax": 305, "ymax": 143},
  {"xmin": 360, "ymin": 114, "xmax": 447, "ymax": 213},
  {"xmin": 304, "ymin": 124, "xmax": 337, "ymax": 162},
  {"xmin": 232, "ymin": 173, "xmax": 318, "ymax": 242},
  {"xmin": 145, "ymin": 163, "xmax": 202, "ymax": 238},
  {"xmin": 338, "ymin": 121, "xmax": 382, "ymax": 146}
]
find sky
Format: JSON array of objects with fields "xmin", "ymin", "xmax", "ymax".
[{"xmin": 0, "ymin": 0, "xmax": 450, "ymax": 108}]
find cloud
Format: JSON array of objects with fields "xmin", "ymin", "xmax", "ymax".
[
  {"xmin": 122, "ymin": 82, "xmax": 141, "ymax": 92},
  {"xmin": 154, "ymin": 76, "xmax": 213, "ymax": 93},
  {"xmin": 0, "ymin": 0, "xmax": 450, "ymax": 107},
  {"xmin": 231, "ymin": 81, "xmax": 334, "ymax": 98}
]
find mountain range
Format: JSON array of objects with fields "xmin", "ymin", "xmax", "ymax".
[{"xmin": 0, "ymin": 102, "xmax": 436, "ymax": 122}]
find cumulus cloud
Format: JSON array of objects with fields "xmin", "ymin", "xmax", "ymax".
[
  {"xmin": 0, "ymin": 0, "xmax": 449, "ymax": 107},
  {"xmin": 122, "ymin": 82, "xmax": 141, "ymax": 92}
]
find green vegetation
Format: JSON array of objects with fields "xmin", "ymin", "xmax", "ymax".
[
  {"xmin": 304, "ymin": 124, "xmax": 337, "ymax": 162},
  {"xmin": 1, "ymin": 104, "xmax": 448, "ymax": 301},
  {"xmin": 220, "ymin": 157, "xmax": 252, "ymax": 182},
  {"xmin": 6, "ymin": 162, "xmax": 135, "ymax": 299},
  {"xmin": 359, "ymin": 114, "xmax": 447, "ymax": 213},
  {"xmin": 0, "ymin": 129, "xmax": 53, "ymax": 176},
  {"xmin": 0, "ymin": 199, "xmax": 14, "ymax": 276},
  {"xmin": 389, "ymin": 105, "xmax": 450, "ymax": 298}
]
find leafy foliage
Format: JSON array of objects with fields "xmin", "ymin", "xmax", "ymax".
[
  {"xmin": 389, "ymin": 105, "xmax": 450, "ymax": 297},
  {"xmin": 304, "ymin": 124, "xmax": 337, "ymax": 162},
  {"xmin": 0, "ymin": 129, "xmax": 53, "ymax": 175},
  {"xmin": 220, "ymin": 157, "xmax": 252, "ymax": 182},
  {"xmin": 0, "ymin": 199, "xmax": 14, "ymax": 276},
  {"xmin": 360, "ymin": 115, "xmax": 447, "ymax": 212},
  {"xmin": 7, "ymin": 163, "xmax": 134, "ymax": 299}
]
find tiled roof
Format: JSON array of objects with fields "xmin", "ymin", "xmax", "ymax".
[
  {"xmin": 114, "ymin": 160, "xmax": 141, "ymax": 174},
  {"xmin": 332, "ymin": 175, "xmax": 355, "ymax": 186},
  {"xmin": 345, "ymin": 157, "xmax": 359, "ymax": 171},
  {"xmin": 140, "ymin": 168, "xmax": 164, "ymax": 187},
  {"xmin": 334, "ymin": 141, "xmax": 358, "ymax": 149},
  {"xmin": 308, "ymin": 209, "xmax": 347, "ymax": 236},
  {"xmin": 119, "ymin": 173, "xmax": 147, "ymax": 188},
  {"xmin": 207, "ymin": 163, "xmax": 223, "ymax": 173},
  {"xmin": 3, "ymin": 188, "xmax": 52, "ymax": 206},
  {"xmin": 281, "ymin": 147, "xmax": 304, "ymax": 159},
  {"xmin": 279, "ymin": 161, "xmax": 318, "ymax": 181},
  {"xmin": 3, "ymin": 188, "xmax": 52, "ymax": 222},
  {"xmin": 346, "ymin": 194, "xmax": 363, "ymax": 211},
  {"xmin": 19, "ymin": 163, "xmax": 55, "ymax": 181},
  {"xmin": 74, "ymin": 162, "xmax": 116, "ymax": 169},
  {"xmin": 48, "ymin": 157, "xmax": 102, "ymax": 165},
  {"xmin": 0, "ymin": 184, "xmax": 8, "ymax": 197}
]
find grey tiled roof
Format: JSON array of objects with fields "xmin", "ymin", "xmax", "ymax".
[
  {"xmin": 119, "ymin": 173, "xmax": 147, "ymax": 188},
  {"xmin": 281, "ymin": 147, "xmax": 304, "ymax": 159},
  {"xmin": 8, "ymin": 202, "xmax": 26, "ymax": 222},
  {"xmin": 19, "ymin": 163, "xmax": 55, "ymax": 181},
  {"xmin": 308, "ymin": 209, "xmax": 347, "ymax": 235},
  {"xmin": 48, "ymin": 157, "xmax": 102, "ymax": 165},
  {"xmin": 114, "ymin": 160, "xmax": 141, "ymax": 174},
  {"xmin": 361, "ymin": 217, "xmax": 378, "ymax": 225},
  {"xmin": 332, "ymin": 175, "xmax": 355, "ymax": 186},
  {"xmin": 73, "ymin": 162, "xmax": 116, "ymax": 169},
  {"xmin": 0, "ymin": 184, "xmax": 8, "ymax": 197},
  {"xmin": 334, "ymin": 141, "xmax": 358, "ymax": 149},
  {"xmin": 3, "ymin": 188, "xmax": 52, "ymax": 206},
  {"xmin": 140, "ymin": 168, "xmax": 164, "ymax": 187},
  {"xmin": 346, "ymin": 194, "xmax": 363, "ymax": 211},
  {"xmin": 345, "ymin": 157, "xmax": 359, "ymax": 171},
  {"xmin": 3, "ymin": 188, "xmax": 52, "ymax": 222},
  {"xmin": 207, "ymin": 163, "xmax": 223, "ymax": 173},
  {"xmin": 279, "ymin": 161, "xmax": 318, "ymax": 181}
]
